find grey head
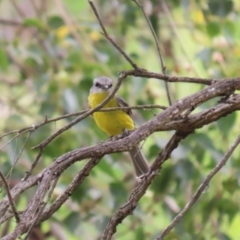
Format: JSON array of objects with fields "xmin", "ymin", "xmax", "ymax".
[{"xmin": 90, "ymin": 76, "xmax": 113, "ymax": 94}]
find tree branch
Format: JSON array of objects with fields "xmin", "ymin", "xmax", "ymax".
[
  {"xmin": 132, "ymin": 0, "xmax": 172, "ymax": 105},
  {"xmin": 124, "ymin": 69, "xmax": 215, "ymax": 85},
  {"xmin": 0, "ymin": 171, "xmax": 20, "ymax": 223},
  {"xmin": 102, "ymin": 131, "xmax": 188, "ymax": 239},
  {"xmin": 39, "ymin": 157, "xmax": 103, "ymax": 223},
  {"xmin": 0, "ymin": 103, "xmax": 167, "ymax": 140},
  {"xmin": 88, "ymin": 0, "xmax": 139, "ymax": 70},
  {"xmin": 1, "ymin": 78, "xmax": 240, "ymax": 238}
]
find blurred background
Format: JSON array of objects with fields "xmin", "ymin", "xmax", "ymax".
[{"xmin": 0, "ymin": 0, "xmax": 240, "ymax": 239}]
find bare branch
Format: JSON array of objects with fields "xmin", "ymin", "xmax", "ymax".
[
  {"xmin": 23, "ymin": 175, "xmax": 60, "ymax": 240},
  {"xmin": 161, "ymin": 0, "xmax": 201, "ymax": 76},
  {"xmin": 102, "ymin": 131, "xmax": 187, "ymax": 239},
  {"xmin": 164, "ymin": 80, "xmax": 172, "ymax": 105},
  {"xmin": 0, "ymin": 19, "xmax": 22, "ymax": 26},
  {"xmin": 1, "ymin": 79, "xmax": 240, "ymax": 238},
  {"xmin": 1, "ymin": 2, "xmax": 240, "ymax": 239},
  {"xmin": 157, "ymin": 134, "xmax": 240, "ymax": 239},
  {"xmin": 133, "ymin": 0, "xmax": 165, "ymax": 73},
  {"xmin": 132, "ymin": 0, "xmax": 172, "ymax": 105},
  {"xmin": 0, "ymin": 103, "xmax": 167, "ymax": 140},
  {"xmin": 0, "ymin": 174, "xmax": 42, "ymax": 218},
  {"xmin": 124, "ymin": 69, "xmax": 214, "ymax": 85},
  {"xmin": 23, "ymin": 147, "xmax": 44, "ymax": 180},
  {"xmin": 156, "ymin": 94, "xmax": 240, "ymax": 132},
  {"xmin": 0, "ymin": 171, "xmax": 20, "ymax": 223},
  {"xmin": 6, "ymin": 131, "xmax": 32, "ymax": 178},
  {"xmin": 32, "ymin": 76, "xmax": 240, "ymax": 152},
  {"xmin": 39, "ymin": 157, "xmax": 103, "ymax": 223},
  {"xmin": 2, "ymin": 157, "xmax": 103, "ymax": 239},
  {"xmin": 88, "ymin": 0, "xmax": 139, "ymax": 70}
]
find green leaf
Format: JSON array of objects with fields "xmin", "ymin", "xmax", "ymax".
[
  {"xmin": 222, "ymin": 178, "xmax": 239, "ymax": 194},
  {"xmin": 23, "ymin": 18, "xmax": 46, "ymax": 30},
  {"xmin": 135, "ymin": 226, "xmax": 145, "ymax": 240},
  {"xmin": 109, "ymin": 182, "xmax": 127, "ymax": 206},
  {"xmin": 208, "ymin": 0, "xmax": 233, "ymax": 17},
  {"xmin": 217, "ymin": 112, "xmax": 237, "ymax": 136},
  {"xmin": 150, "ymin": 14, "xmax": 159, "ymax": 37},
  {"xmin": 63, "ymin": 212, "xmax": 81, "ymax": 232},
  {"xmin": 0, "ymin": 46, "xmax": 8, "ymax": 72},
  {"xmin": 96, "ymin": 158, "xmax": 119, "ymax": 179},
  {"xmin": 206, "ymin": 21, "xmax": 221, "ymax": 37},
  {"xmin": 47, "ymin": 15, "xmax": 65, "ymax": 29},
  {"xmin": 151, "ymin": 162, "xmax": 174, "ymax": 194},
  {"xmin": 217, "ymin": 198, "xmax": 238, "ymax": 219}
]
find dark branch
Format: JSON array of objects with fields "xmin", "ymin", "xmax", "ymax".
[
  {"xmin": 102, "ymin": 131, "xmax": 187, "ymax": 239},
  {"xmin": 1, "ymin": 79, "xmax": 240, "ymax": 238},
  {"xmin": 88, "ymin": 0, "xmax": 139, "ymax": 70},
  {"xmin": 0, "ymin": 171, "xmax": 20, "ymax": 223}
]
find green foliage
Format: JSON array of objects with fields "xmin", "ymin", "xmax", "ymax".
[
  {"xmin": 0, "ymin": 0, "xmax": 240, "ymax": 239},
  {"xmin": 208, "ymin": 0, "xmax": 233, "ymax": 17}
]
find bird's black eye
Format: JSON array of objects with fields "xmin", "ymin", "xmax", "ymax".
[
  {"xmin": 95, "ymin": 82, "xmax": 101, "ymax": 87},
  {"xmin": 109, "ymin": 84, "xmax": 112, "ymax": 88}
]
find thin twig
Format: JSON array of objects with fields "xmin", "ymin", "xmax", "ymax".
[
  {"xmin": 157, "ymin": 135, "xmax": 240, "ymax": 239},
  {"xmin": 23, "ymin": 147, "xmax": 44, "ymax": 180},
  {"xmin": 0, "ymin": 111, "xmax": 86, "ymax": 139},
  {"xmin": 0, "ymin": 129, "xmax": 31, "ymax": 153},
  {"xmin": 0, "ymin": 104, "xmax": 166, "ymax": 140},
  {"xmin": 0, "ymin": 171, "xmax": 20, "ymax": 223},
  {"xmin": 161, "ymin": 0, "xmax": 201, "ymax": 77},
  {"xmin": 123, "ymin": 69, "xmax": 214, "ymax": 85},
  {"xmin": 133, "ymin": 0, "xmax": 166, "ymax": 73},
  {"xmin": 0, "ymin": 211, "xmax": 23, "ymax": 225},
  {"xmin": 6, "ymin": 131, "xmax": 32, "ymax": 180},
  {"xmin": 100, "ymin": 104, "xmax": 167, "ymax": 111},
  {"xmin": 132, "ymin": 0, "xmax": 172, "ymax": 105},
  {"xmin": 88, "ymin": 0, "xmax": 139, "ymax": 70},
  {"xmin": 0, "ymin": 19, "xmax": 23, "ymax": 26},
  {"xmin": 164, "ymin": 81, "xmax": 172, "ymax": 105},
  {"xmin": 12, "ymin": 131, "xmax": 32, "ymax": 165},
  {"xmin": 39, "ymin": 157, "xmax": 103, "ymax": 223}
]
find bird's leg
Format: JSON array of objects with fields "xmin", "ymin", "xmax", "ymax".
[
  {"xmin": 109, "ymin": 134, "xmax": 123, "ymax": 141},
  {"xmin": 108, "ymin": 129, "xmax": 133, "ymax": 141},
  {"xmin": 122, "ymin": 129, "xmax": 130, "ymax": 137}
]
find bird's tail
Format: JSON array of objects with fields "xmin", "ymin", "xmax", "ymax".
[{"xmin": 128, "ymin": 146, "xmax": 150, "ymax": 177}]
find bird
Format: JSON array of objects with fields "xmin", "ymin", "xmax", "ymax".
[{"xmin": 88, "ymin": 76, "xmax": 150, "ymax": 178}]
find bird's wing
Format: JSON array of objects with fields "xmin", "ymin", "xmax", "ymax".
[{"xmin": 116, "ymin": 95, "xmax": 132, "ymax": 116}]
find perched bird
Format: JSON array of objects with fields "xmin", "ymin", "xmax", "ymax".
[{"xmin": 88, "ymin": 76, "xmax": 150, "ymax": 178}]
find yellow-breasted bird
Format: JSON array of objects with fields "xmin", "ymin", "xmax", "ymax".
[{"xmin": 88, "ymin": 76, "xmax": 150, "ymax": 178}]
